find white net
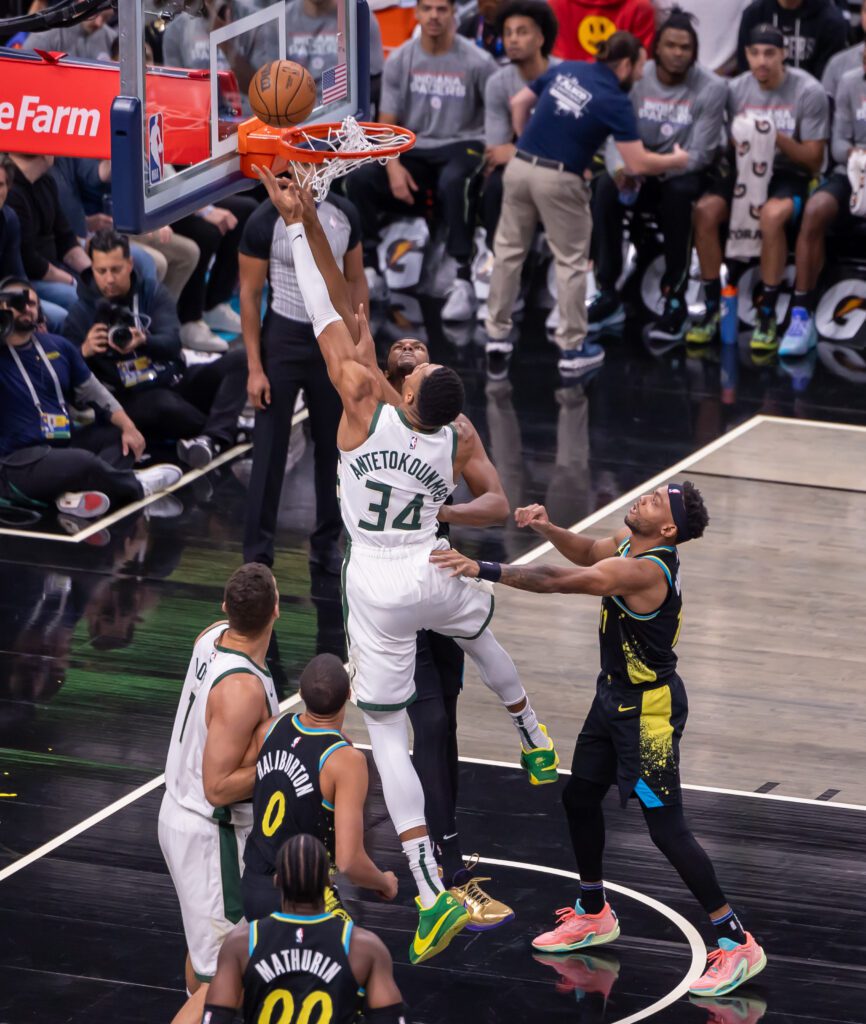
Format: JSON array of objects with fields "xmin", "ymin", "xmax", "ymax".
[{"xmin": 287, "ymin": 116, "xmax": 414, "ymax": 202}]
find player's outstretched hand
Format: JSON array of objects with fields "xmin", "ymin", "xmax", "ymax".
[
  {"xmin": 254, "ymin": 164, "xmax": 303, "ymax": 224},
  {"xmin": 515, "ymin": 503, "xmax": 550, "ymax": 531},
  {"xmin": 430, "ymin": 548, "xmax": 479, "ymax": 578},
  {"xmin": 377, "ymin": 870, "xmax": 399, "ymax": 901},
  {"xmin": 297, "ymin": 183, "xmax": 318, "ymax": 228}
]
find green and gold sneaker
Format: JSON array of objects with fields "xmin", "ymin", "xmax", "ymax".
[
  {"xmin": 685, "ymin": 308, "xmax": 721, "ymax": 345},
  {"xmin": 520, "ymin": 723, "xmax": 559, "ymax": 786},
  {"xmin": 750, "ymin": 313, "xmax": 778, "ymax": 351},
  {"xmin": 409, "ymin": 891, "xmax": 470, "ymax": 965}
]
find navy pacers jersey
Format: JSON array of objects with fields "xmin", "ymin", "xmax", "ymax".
[
  {"xmin": 599, "ymin": 539, "xmax": 682, "ymax": 688},
  {"xmin": 243, "ymin": 913, "xmax": 360, "ymax": 1024},
  {"xmin": 244, "ymin": 714, "xmax": 350, "ymax": 875}
]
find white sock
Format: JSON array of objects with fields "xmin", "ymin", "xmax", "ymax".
[
  {"xmin": 509, "ymin": 697, "xmax": 548, "ymax": 751},
  {"xmin": 402, "ymin": 836, "xmax": 444, "ymax": 909}
]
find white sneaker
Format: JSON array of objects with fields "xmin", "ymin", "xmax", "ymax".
[
  {"xmin": 177, "ymin": 435, "xmax": 216, "ymax": 469},
  {"xmin": 441, "ymin": 278, "xmax": 478, "ymax": 322},
  {"xmin": 203, "ymin": 302, "xmax": 242, "ymax": 334},
  {"xmin": 135, "ymin": 463, "xmax": 183, "ymax": 498},
  {"xmin": 180, "ymin": 320, "xmax": 229, "ymax": 353},
  {"xmin": 365, "ymin": 266, "xmax": 389, "ymax": 303},
  {"xmin": 145, "ymin": 494, "xmax": 184, "ymax": 519},
  {"xmin": 55, "ymin": 491, "xmax": 110, "ymax": 519}
]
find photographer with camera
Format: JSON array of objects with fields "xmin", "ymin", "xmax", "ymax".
[
  {"xmin": 0, "ymin": 279, "xmax": 182, "ymax": 520},
  {"xmin": 64, "ymin": 230, "xmax": 247, "ymax": 468}
]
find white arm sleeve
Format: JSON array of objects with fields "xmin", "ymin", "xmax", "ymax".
[{"xmin": 285, "ymin": 222, "xmax": 343, "ymax": 337}]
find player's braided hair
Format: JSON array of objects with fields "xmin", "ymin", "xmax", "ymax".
[
  {"xmin": 276, "ymin": 834, "xmax": 330, "ymax": 905},
  {"xmin": 495, "ymin": 0, "xmax": 559, "ymax": 58},
  {"xmin": 655, "ymin": 6, "xmax": 699, "ymax": 66},
  {"xmin": 416, "ymin": 366, "xmax": 464, "ymax": 428},
  {"xmin": 682, "ymin": 480, "xmax": 709, "ymax": 540}
]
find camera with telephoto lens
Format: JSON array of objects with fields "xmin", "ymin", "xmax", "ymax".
[
  {"xmin": 0, "ymin": 289, "xmax": 31, "ymax": 341},
  {"xmin": 95, "ymin": 300, "xmax": 138, "ymax": 350}
]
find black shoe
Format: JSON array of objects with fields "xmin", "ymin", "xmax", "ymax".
[
  {"xmin": 309, "ymin": 545, "xmax": 344, "ymax": 576},
  {"xmin": 587, "ymin": 291, "xmax": 625, "ymax": 333},
  {"xmin": 648, "ymin": 295, "xmax": 688, "ymax": 342},
  {"xmin": 177, "ymin": 435, "xmax": 216, "ymax": 469}
]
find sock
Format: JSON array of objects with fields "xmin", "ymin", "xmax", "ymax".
[
  {"xmin": 439, "ymin": 833, "xmax": 467, "ymax": 888},
  {"xmin": 793, "ymin": 289, "xmax": 815, "ymax": 314},
  {"xmin": 703, "ymin": 278, "xmax": 721, "ymax": 311},
  {"xmin": 508, "ymin": 697, "xmax": 548, "ymax": 751},
  {"xmin": 579, "ymin": 880, "xmax": 606, "ymax": 915},
  {"xmin": 711, "ymin": 908, "xmax": 747, "ymax": 946},
  {"xmin": 759, "ymin": 283, "xmax": 780, "ymax": 318},
  {"xmin": 402, "ymin": 836, "xmax": 445, "ymax": 908},
  {"xmin": 456, "ymin": 263, "xmax": 472, "ymax": 282}
]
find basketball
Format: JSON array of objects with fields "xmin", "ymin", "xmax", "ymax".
[{"xmin": 249, "ymin": 60, "xmax": 316, "ymax": 129}]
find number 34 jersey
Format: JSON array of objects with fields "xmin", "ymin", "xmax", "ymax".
[
  {"xmin": 339, "ymin": 402, "xmax": 458, "ymax": 549},
  {"xmin": 243, "ymin": 913, "xmax": 360, "ymax": 1024}
]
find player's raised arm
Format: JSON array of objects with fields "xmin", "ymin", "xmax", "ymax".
[{"xmin": 514, "ymin": 505, "xmax": 630, "ymax": 566}]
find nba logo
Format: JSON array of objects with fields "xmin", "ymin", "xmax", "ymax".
[
  {"xmin": 295, "ymin": 927, "xmax": 304, "ymax": 943},
  {"xmin": 409, "ymin": 435, "xmax": 418, "ymax": 450},
  {"xmin": 148, "ymin": 112, "xmax": 164, "ymax": 186}
]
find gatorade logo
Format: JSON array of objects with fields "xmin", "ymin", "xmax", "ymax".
[
  {"xmin": 387, "ymin": 239, "xmax": 416, "ymax": 270},
  {"xmin": 816, "ymin": 279, "xmax": 866, "ymax": 344}
]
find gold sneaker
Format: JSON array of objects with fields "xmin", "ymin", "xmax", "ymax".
[
  {"xmin": 450, "ymin": 871, "xmax": 514, "ymax": 932},
  {"xmin": 324, "ymin": 883, "xmax": 352, "ymax": 924}
]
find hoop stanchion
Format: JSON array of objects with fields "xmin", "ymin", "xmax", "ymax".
[{"xmin": 237, "ymin": 115, "xmax": 415, "ymax": 201}]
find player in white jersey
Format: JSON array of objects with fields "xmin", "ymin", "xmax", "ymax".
[
  {"xmin": 256, "ymin": 169, "xmax": 558, "ymax": 965},
  {"xmin": 158, "ymin": 563, "xmax": 280, "ymax": 1024}
]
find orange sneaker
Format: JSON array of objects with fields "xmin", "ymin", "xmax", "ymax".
[
  {"xmin": 531, "ymin": 901, "xmax": 620, "ymax": 953},
  {"xmin": 532, "ymin": 950, "xmax": 621, "ymax": 1000},
  {"xmin": 688, "ymin": 933, "xmax": 767, "ymax": 998}
]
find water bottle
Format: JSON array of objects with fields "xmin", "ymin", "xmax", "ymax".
[
  {"xmin": 720, "ymin": 285, "xmax": 738, "ymax": 345},
  {"xmin": 720, "ymin": 337, "xmax": 738, "ymax": 405}
]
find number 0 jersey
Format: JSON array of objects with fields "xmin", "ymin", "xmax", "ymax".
[
  {"xmin": 339, "ymin": 402, "xmax": 458, "ymax": 549},
  {"xmin": 243, "ymin": 913, "xmax": 360, "ymax": 1024},
  {"xmin": 244, "ymin": 713, "xmax": 350, "ymax": 875},
  {"xmin": 164, "ymin": 623, "xmax": 279, "ymax": 824},
  {"xmin": 599, "ymin": 539, "xmax": 683, "ymax": 689}
]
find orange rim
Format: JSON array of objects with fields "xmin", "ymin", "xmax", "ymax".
[{"xmin": 278, "ymin": 121, "xmax": 415, "ymax": 163}]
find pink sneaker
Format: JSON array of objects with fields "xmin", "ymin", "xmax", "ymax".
[
  {"xmin": 532, "ymin": 950, "xmax": 620, "ymax": 999},
  {"xmin": 531, "ymin": 902, "xmax": 620, "ymax": 953},
  {"xmin": 689, "ymin": 992, "xmax": 767, "ymax": 1023},
  {"xmin": 689, "ymin": 933, "xmax": 767, "ymax": 997}
]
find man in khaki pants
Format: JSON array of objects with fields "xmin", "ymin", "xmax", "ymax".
[{"xmin": 485, "ymin": 31, "xmax": 689, "ymax": 374}]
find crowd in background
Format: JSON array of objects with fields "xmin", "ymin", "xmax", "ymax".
[{"xmin": 0, "ymin": 0, "xmax": 864, "ymax": 545}]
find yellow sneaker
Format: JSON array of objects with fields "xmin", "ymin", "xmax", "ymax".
[
  {"xmin": 324, "ymin": 884, "xmax": 351, "ymax": 924},
  {"xmin": 409, "ymin": 890, "xmax": 470, "ymax": 965},
  {"xmin": 521, "ymin": 723, "xmax": 559, "ymax": 785}
]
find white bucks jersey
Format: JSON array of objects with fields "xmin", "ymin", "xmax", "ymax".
[
  {"xmin": 165, "ymin": 622, "xmax": 279, "ymax": 822},
  {"xmin": 339, "ymin": 403, "xmax": 457, "ymax": 549}
]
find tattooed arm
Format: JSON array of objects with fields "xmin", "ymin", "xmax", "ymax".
[{"xmin": 429, "ymin": 548, "xmax": 666, "ymax": 601}]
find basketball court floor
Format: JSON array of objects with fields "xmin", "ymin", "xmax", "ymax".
[{"xmin": 1, "ymin": 325, "xmax": 864, "ymax": 1024}]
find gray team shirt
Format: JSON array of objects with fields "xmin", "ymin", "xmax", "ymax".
[
  {"xmin": 24, "ymin": 23, "xmax": 117, "ymax": 62},
  {"xmin": 831, "ymin": 66, "xmax": 866, "ymax": 171},
  {"xmin": 381, "ymin": 35, "xmax": 496, "ymax": 149},
  {"xmin": 631, "ymin": 61, "xmax": 728, "ymax": 175},
  {"xmin": 727, "ymin": 67, "xmax": 829, "ymax": 176},
  {"xmin": 821, "ymin": 43, "xmax": 864, "ymax": 101},
  {"xmin": 484, "ymin": 58, "xmax": 560, "ymax": 145}
]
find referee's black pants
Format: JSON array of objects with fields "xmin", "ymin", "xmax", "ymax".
[
  {"xmin": 243, "ymin": 312, "xmax": 343, "ymax": 567},
  {"xmin": 592, "ymin": 171, "xmax": 705, "ymax": 298},
  {"xmin": 0, "ymin": 424, "xmax": 141, "ymax": 510},
  {"xmin": 345, "ymin": 139, "xmax": 486, "ymax": 268}
]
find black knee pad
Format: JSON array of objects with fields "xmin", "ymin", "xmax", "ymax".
[{"xmin": 562, "ymin": 776, "xmax": 607, "ymax": 814}]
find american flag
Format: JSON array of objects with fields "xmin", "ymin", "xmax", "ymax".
[{"xmin": 321, "ymin": 63, "xmax": 347, "ymax": 105}]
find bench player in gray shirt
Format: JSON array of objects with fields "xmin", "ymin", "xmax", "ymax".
[
  {"xmin": 820, "ymin": 0, "xmax": 865, "ymax": 102},
  {"xmin": 780, "ymin": 50, "xmax": 866, "ymax": 355},
  {"xmin": 345, "ymin": 0, "xmax": 496, "ymax": 322},
  {"xmin": 480, "ymin": 1, "xmax": 560, "ymax": 249},
  {"xmin": 688, "ymin": 23, "xmax": 829, "ymax": 351},
  {"xmin": 589, "ymin": 8, "xmax": 727, "ymax": 344}
]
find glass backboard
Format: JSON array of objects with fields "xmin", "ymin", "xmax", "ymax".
[{"xmin": 112, "ymin": 0, "xmax": 370, "ymax": 232}]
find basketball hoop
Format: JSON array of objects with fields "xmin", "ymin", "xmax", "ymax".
[{"xmin": 238, "ymin": 115, "xmax": 415, "ymax": 202}]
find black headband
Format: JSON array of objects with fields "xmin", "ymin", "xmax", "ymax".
[
  {"xmin": 667, "ymin": 483, "xmax": 691, "ymax": 543},
  {"xmin": 749, "ymin": 24, "xmax": 785, "ymax": 48}
]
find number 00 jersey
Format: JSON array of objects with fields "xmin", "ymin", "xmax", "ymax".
[
  {"xmin": 339, "ymin": 402, "xmax": 457, "ymax": 549},
  {"xmin": 243, "ymin": 913, "xmax": 360, "ymax": 1024},
  {"xmin": 164, "ymin": 623, "xmax": 279, "ymax": 823},
  {"xmin": 244, "ymin": 713, "xmax": 350, "ymax": 875},
  {"xmin": 599, "ymin": 540, "xmax": 683, "ymax": 689}
]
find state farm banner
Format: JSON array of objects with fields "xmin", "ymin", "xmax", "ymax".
[{"xmin": 0, "ymin": 51, "xmax": 212, "ymax": 164}]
